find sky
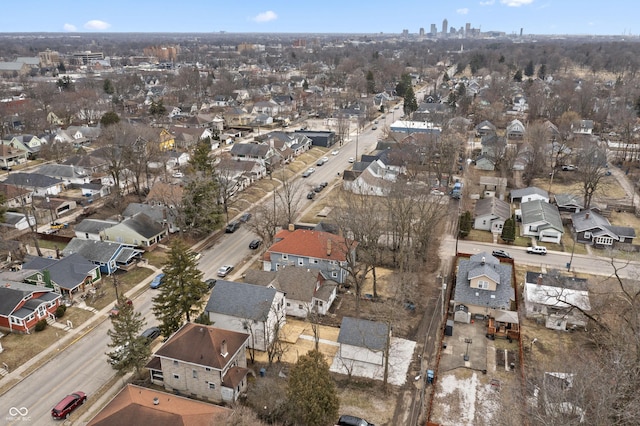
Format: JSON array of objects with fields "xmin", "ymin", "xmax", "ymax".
[{"xmin": 0, "ymin": 0, "xmax": 637, "ymax": 36}]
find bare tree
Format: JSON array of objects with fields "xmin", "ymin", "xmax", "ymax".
[
  {"xmin": 575, "ymin": 142, "xmax": 608, "ymax": 209},
  {"xmin": 275, "ymin": 170, "xmax": 304, "ymax": 228}
]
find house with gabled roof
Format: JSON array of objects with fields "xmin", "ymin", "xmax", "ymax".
[
  {"xmin": 520, "ymin": 200, "xmax": 564, "ymax": 244},
  {"xmin": 22, "ymin": 252, "xmax": 101, "ymax": 295},
  {"xmin": 475, "ymin": 120, "xmax": 496, "ymax": 137},
  {"xmin": 2, "ymin": 134, "xmax": 44, "ymax": 158},
  {"xmin": 473, "ymin": 197, "xmax": 511, "ymax": 233},
  {"xmin": 122, "ymin": 203, "xmax": 180, "ymax": 234},
  {"xmin": 0, "ymin": 281, "xmax": 61, "ymax": 334},
  {"xmin": 74, "ymin": 218, "xmax": 118, "ymax": 240},
  {"xmin": 0, "ymin": 142, "xmax": 28, "ymax": 169},
  {"xmin": 145, "ymin": 323, "xmax": 250, "ymax": 403},
  {"xmin": 506, "ymin": 119, "xmax": 526, "ymax": 140},
  {"xmin": 244, "ymin": 267, "xmax": 337, "ymax": 318},
  {"xmin": 62, "ymin": 238, "xmax": 142, "ymax": 275},
  {"xmin": 554, "ymin": 193, "xmax": 584, "ymax": 213},
  {"xmin": 336, "ymin": 317, "xmax": 390, "ymax": 369},
  {"xmin": 3, "ymin": 172, "xmax": 64, "ymax": 197},
  {"xmin": 35, "ymin": 164, "xmax": 91, "ymax": 185},
  {"xmin": 1, "ymin": 211, "xmax": 35, "ymax": 231},
  {"xmin": 263, "ymin": 228, "xmax": 354, "ymax": 284},
  {"xmin": 86, "ymin": 384, "xmax": 233, "ymax": 426},
  {"xmin": 0, "ymin": 182, "xmax": 32, "ymax": 209},
  {"xmin": 101, "ymin": 212, "xmax": 168, "ymax": 249},
  {"xmin": 229, "ymin": 142, "xmax": 275, "ymax": 164},
  {"xmin": 204, "ymin": 280, "xmax": 285, "ymax": 352},
  {"xmin": 570, "ymin": 209, "xmax": 636, "ymax": 248},
  {"xmin": 145, "ymin": 182, "xmax": 184, "ymax": 209},
  {"xmin": 510, "ymin": 186, "xmax": 549, "ymax": 204},
  {"xmin": 452, "ymin": 252, "xmax": 515, "ymax": 320},
  {"xmin": 524, "ymin": 271, "xmax": 591, "ymax": 331}
]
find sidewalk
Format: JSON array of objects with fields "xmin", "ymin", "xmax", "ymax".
[{"xmin": 0, "ymin": 263, "xmax": 161, "ymax": 393}]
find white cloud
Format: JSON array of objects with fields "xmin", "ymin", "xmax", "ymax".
[
  {"xmin": 500, "ymin": 0, "xmax": 534, "ymax": 6},
  {"xmin": 251, "ymin": 11, "xmax": 278, "ymax": 23},
  {"xmin": 83, "ymin": 20, "xmax": 111, "ymax": 31},
  {"xmin": 480, "ymin": 0, "xmax": 495, "ymax": 5},
  {"xmin": 457, "ymin": 8, "xmax": 469, "ymax": 15},
  {"xmin": 63, "ymin": 23, "xmax": 77, "ymax": 32}
]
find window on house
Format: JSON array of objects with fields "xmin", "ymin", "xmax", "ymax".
[
  {"xmin": 193, "ymin": 370, "xmax": 198, "ymax": 378},
  {"xmin": 208, "ymin": 382, "xmax": 216, "ymax": 390},
  {"xmin": 298, "ymin": 258, "xmax": 304, "ymax": 266},
  {"xmin": 596, "ymin": 236, "xmax": 613, "ymax": 245},
  {"xmin": 332, "ymin": 271, "xmax": 338, "ymax": 278},
  {"xmin": 478, "ymin": 280, "xmax": 489, "ymax": 289},
  {"xmin": 173, "ymin": 360, "xmax": 179, "ymax": 366},
  {"xmin": 282, "ymin": 254, "xmax": 288, "ymax": 260},
  {"xmin": 286, "ymin": 302, "xmax": 291, "ymax": 307},
  {"xmin": 311, "ymin": 258, "xmax": 319, "ymax": 264},
  {"xmin": 584, "ymin": 231, "xmax": 591, "ymax": 239},
  {"xmin": 173, "ymin": 374, "xmax": 180, "ymax": 380},
  {"xmin": 298, "ymin": 304, "xmax": 303, "ymax": 309}
]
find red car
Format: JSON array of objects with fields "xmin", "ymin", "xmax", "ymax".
[{"xmin": 51, "ymin": 391, "xmax": 86, "ymax": 419}]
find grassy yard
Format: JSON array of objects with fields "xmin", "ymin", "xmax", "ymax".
[{"xmin": 84, "ymin": 266, "xmax": 156, "ymax": 311}]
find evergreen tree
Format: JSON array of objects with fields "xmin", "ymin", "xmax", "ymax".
[
  {"xmin": 189, "ymin": 139, "xmax": 215, "ymax": 176},
  {"xmin": 286, "ymin": 350, "xmax": 339, "ymax": 426},
  {"xmin": 107, "ymin": 301, "xmax": 150, "ymax": 376},
  {"xmin": 501, "ymin": 217, "xmax": 516, "ymax": 244},
  {"xmin": 524, "ymin": 60, "xmax": 535, "ymax": 77},
  {"xmin": 537, "ymin": 64, "xmax": 547, "ymax": 80},
  {"xmin": 403, "ymin": 85, "xmax": 418, "ymax": 116},
  {"xmin": 395, "ymin": 73, "xmax": 412, "ymax": 97},
  {"xmin": 152, "ymin": 239, "xmax": 208, "ymax": 338},
  {"xmin": 103, "ymin": 78, "xmax": 115, "ymax": 94},
  {"xmin": 459, "ymin": 211, "xmax": 472, "ymax": 239},
  {"xmin": 366, "ymin": 70, "xmax": 375, "ymax": 94},
  {"xmin": 180, "ymin": 178, "xmax": 223, "ymax": 235},
  {"xmin": 100, "ymin": 111, "xmax": 120, "ymax": 127},
  {"xmin": 149, "ymin": 99, "xmax": 166, "ymax": 118},
  {"xmin": 513, "ymin": 69, "xmax": 523, "ymax": 82}
]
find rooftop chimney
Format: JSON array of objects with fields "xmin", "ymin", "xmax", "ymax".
[
  {"xmin": 220, "ymin": 339, "xmax": 228, "ymax": 357},
  {"xmin": 153, "ymin": 397, "xmax": 160, "ymax": 405},
  {"xmin": 585, "ymin": 212, "xmax": 590, "ymax": 219},
  {"xmin": 288, "ymin": 223, "xmax": 295, "ymax": 232},
  {"xmin": 481, "ymin": 256, "xmax": 485, "ymax": 265},
  {"xmin": 326, "ymin": 239, "xmax": 332, "ymax": 256}
]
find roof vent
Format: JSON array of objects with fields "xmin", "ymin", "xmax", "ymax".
[
  {"xmin": 221, "ymin": 339, "xmax": 228, "ymax": 358},
  {"xmin": 153, "ymin": 397, "xmax": 160, "ymax": 405}
]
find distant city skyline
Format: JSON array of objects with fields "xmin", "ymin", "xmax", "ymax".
[{"xmin": 1, "ymin": 1, "xmax": 638, "ymax": 37}]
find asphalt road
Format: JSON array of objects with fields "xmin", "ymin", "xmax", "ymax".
[{"xmin": 441, "ymin": 236, "xmax": 640, "ymax": 279}]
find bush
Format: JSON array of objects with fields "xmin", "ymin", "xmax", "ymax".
[
  {"xmin": 55, "ymin": 305, "xmax": 67, "ymax": 318},
  {"xmin": 35, "ymin": 319, "xmax": 48, "ymax": 332}
]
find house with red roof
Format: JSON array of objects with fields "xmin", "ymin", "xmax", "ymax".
[{"xmin": 263, "ymin": 228, "xmax": 355, "ymax": 284}]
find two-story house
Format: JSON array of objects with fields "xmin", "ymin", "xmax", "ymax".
[
  {"xmin": 244, "ymin": 268, "xmax": 337, "ymax": 318},
  {"xmin": 62, "ymin": 238, "xmax": 142, "ymax": 275},
  {"xmin": 204, "ymin": 280, "xmax": 285, "ymax": 352},
  {"xmin": 146, "ymin": 323, "xmax": 250, "ymax": 403},
  {"xmin": 263, "ymin": 228, "xmax": 355, "ymax": 284}
]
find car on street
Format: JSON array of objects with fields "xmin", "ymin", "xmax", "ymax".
[
  {"xmin": 372, "ymin": 126, "xmax": 377, "ymax": 130},
  {"xmin": 249, "ymin": 239, "xmax": 262, "ymax": 250},
  {"xmin": 374, "ymin": 120, "xmax": 379, "ymax": 124},
  {"xmin": 527, "ymin": 246, "xmax": 548, "ymax": 255},
  {"xmin": 313, "ymin": 184, "xmax": 324, "ymax": 193},
  {"xmin": 348, "ymin": 157, "xmax": 355, "ymax": 163},
  {"xmin": 307, "ymin": 191, "xmax": 316, "ymax": 200},
  {"xmin": 492, "ymin": 249, "xmax": 512, "ymax": 259},
  {"xmin": 51, "ymin": 391, "xmax": 87, "ymax": 419},
  {"xmin": 319, "ymin": 181, "xmax": 328, "ymax": 188},
  {"xmin": 331, "ymin": 150, "xmax": 340, "ymax": 155},
  {"xmin": 217, "ymin": 265, "xmax": 234, "ymax": 277},
  {"xmin": 150, "ymin": 273, "xmax": 165, "ymax": 289},
  {"xmin": 205, "ymin": 278, "xmax": 217, "ymax": 289},
  {"xmin": 172, "ymin": 171, "xmax": 184, "ymax": 178},
  {"xmin": 240, "ymin": 212, "xmax": 252, "ymax": 222},
  {"xmin": 50, "ymin": 222, "xmax": 66, "ymax": 230},
  {"xmin": 140, "ymin": 326, "xmax": 161, "ymax": 343},
  {"xmin": 302, "ymin": 168, "xmax": 315, "ymax": 177},
  {"xmin": 225, "ymin": 221, "xmax": 240, "ymax": 233},
  {"xmin": 561, "ymin": 165, "xmax": 577, "ymax": 171}
]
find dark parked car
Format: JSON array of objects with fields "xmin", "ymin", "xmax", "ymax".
[
  {"xmin": 205, "ymin": 278, "xmax": 217, "ymax": 289},
  {"xmin": 319, "ymin": 181, "xmax": 328, "ymax": 188},
  {"xmin": 337, "ymin": 415, "xmax": 375, "ymax": 426},
  {"xmin": 313, "ymin": 185, "xmax": 324, "ymax": 193},
  {"xmin": 307, "ymin": 191, "xmax": 316, "ymax": 200},
  {"xmin": 492, "ymin": 249, "xmax": 512, "ymax": 259},
  {"xmin": 249, "ymin": 239, "xmax": 262, "ymax": 249},
  {"xmin": 225, "ymin": 221, "xmax": 240, "ymax": 233},
  {"xmin": 140, "ymin": 326, "xmax": 161, "ymax": 343},
  {"xmin": 51, "ymin": 391, "xmax": 87, "ymax": 419},
  {"xmin": 240, "ymin": 212, "xmax": 252, "ymax": 222}
]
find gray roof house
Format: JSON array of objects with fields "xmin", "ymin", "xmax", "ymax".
[
  {"xmin": 62, "ymin": 238, "xmax": 142, "ymax": 275},
  {"xmin": 453, "ymin": 252, "xmax": 514, "ymax": 319},
  {"xmin": 205, "ymin": 280, "xmax": 286, "ymax": 352},
  {"xmin": 22, "ymin": 252, "xmax": 101, "ymax": 295},
  {"xmin": 101, "ymin": 212, "xmax": 168, "ymax": 249},
  {"xmin": 554, "ymin": 193, "xmax": 584, "ymax": 213},
  {"xmin": 473, "ymin": 197, "xmax": 511, "ymax": 233},
  {"xmin": 122, "ymin": 203, "xmax": 180, "ymax": 234},
  {"xmin": 520, "ymin": 200, "xmax": 564, "ymax": 244},
  {"xmin": 74, "ymin": 218, "xmax": 118, "ymax": 240},
  {"xmin": 3, "ymin": 172, "xmax": 64, "ymax": 197},
  {"xmin": 510, "ymin": 187, "xmax": 549, "ymax": 204},
  {"xmin": 244, "ymin": 267, "xmax": 337, "ymax": 318},
  {"xmin": 336, "ymin": 317, "xmax": 390, "ymax": 368},
  {"xmin": 571, "ymin": 209, "xmax": 636, "ymax": 249}
]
